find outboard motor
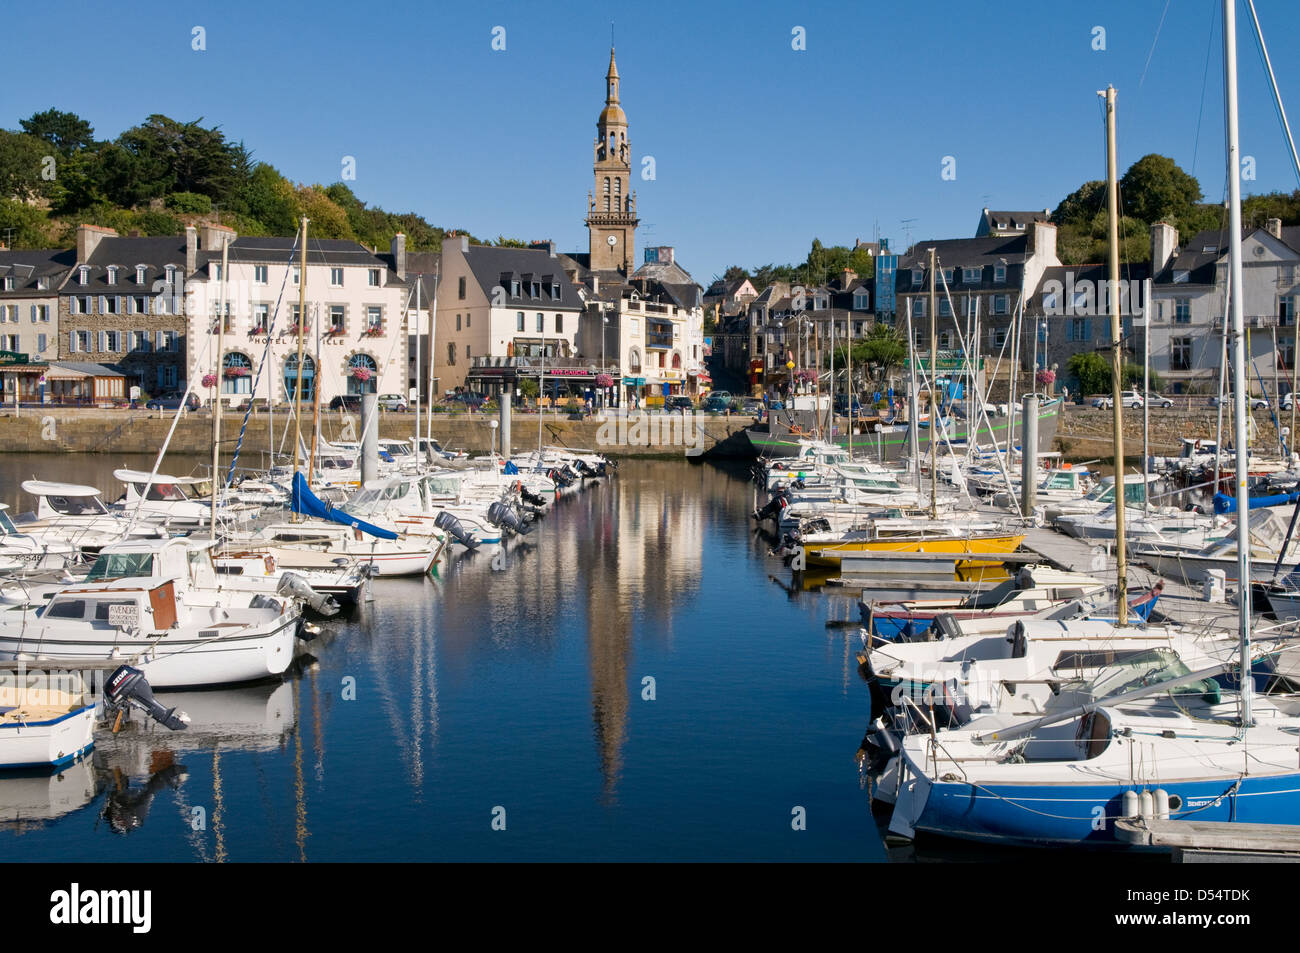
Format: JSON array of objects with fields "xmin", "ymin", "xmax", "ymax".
[
  {"xmin": 276, "ymin": 571, "xmax": 341, "ymax": 617},
  {"xmin": 104, "ymin": 665, "xmax": 190, "ymax": 731},
  {"xmin": 753, "ymin": 492, "xmax": 790, "ymax": 522},
  {"xmin": 435, "ymin": 510, "xmax": 481, "ymax": 549},
  {"xmin": 862, "ymin": 716, "xmax": 901, "ymax": 773},
  {"xmin": 519, "ymin": 486, "xmax": 546, "ymax": 508},
  {"xmin": 487, "ymin": 500, "xmax": 534, "ymax": 536},
  {"xmin": 546, "ymin": 467, "xmax": 575, "ymax": 489}
]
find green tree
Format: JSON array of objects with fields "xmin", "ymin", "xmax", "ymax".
[
  {"xmin": 1120, "ymin": 154, "xmax": 1202, "ymax": 226},
  {"xmin": 722, "ymin": 265, "xmax": 749, "ymax": 282},
  {"xmin": 0, "ymin": 131, "xmax": 53, "ymax": 201},
  {"xmin": 1067, "ymin": 351, "xmax": 1111, "ymax": 394},
  {"xmin": 240, "ymin": 163, "xmax": 298, "ymax": 234},
  {"xmin": 518, "ymin": 378, "xmax": 539, "ymax": 401},
  {"xmin": 295, "ymin": 184, "xmax": 353, "ymax": 239},
  {"xmin": 166, "ymin": 191, "xmax": 212, "ymax": 215},
  {"xmin": 1052, "ymin": 180, "xmax": 1106, "ymax": 225},
  {"xmin": 858, "ymin": 323, "xmax": 907, "ymax": 380},
  {"xmin": 19, "ymin": 109, "xmax": 95, "ymax": 155},
  {"xmin": 0, "ymin": 197, "xmax": 55, "ymax": 247}
]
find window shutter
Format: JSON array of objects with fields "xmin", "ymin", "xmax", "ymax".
[
  {"xmin": 99, "ymin": 296, "xmax": 107, "ymax": 314},
  {"xmin": 156, "ymin": 330, "xmax": 164, "ymax": 350},
  {"xmin": 69, "ymin": 331, "xmax": 76, "ymax": 353},
  {"xmin": 29, "ymin": 305, "xmax": 36, "ymax": 323}
]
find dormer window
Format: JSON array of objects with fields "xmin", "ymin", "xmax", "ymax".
[
  {"xmin": 1015, "ymin": 223, "xmax": 1026, "ymax": 230},
  {"xmin": 135, "ymin": 265, "xmax": 146, "ymax": 284},
  {"xmin": 78, "ymin": 266, "xmax": 89, "ymax": 285},
  {"xmin": 551, "ymin": 281, "xmax": 561, "ymax": 300},
  {"xmin": 511, "ymin": 279, "xmax": 521, "ymax": 297},
  {"xmin": 106, "ymin": 266, "xmax": 118, "ymax": 285},
  {"xmin": 1174, "ymin": 270, "xmax": 1189, "ymax": 283},
  {"xmin": 962, "ymin": 267, "xmax": 982, "ymax": 283},
  {"xmin": 1202, "ymin": 245, "xmax": 1218, "ymax": 254},
  {"xmin": 165, "ymin": 265, "xmax": 177, "ymax": 284},
  {"xmin": 911, "ymin": 270, "xmax": 923, "ymax": 287},
  {"xmin": 36, "ymin": 276, "xmax": 48, "ymax": 290},
  {"xmin": 531, "ymin": 280, "xmax": 540, "ymax": 298},
  {"xmin": 994, "ymin": 264, "xmax": 1007, "ymax": 282},
  {"xmin": 211, "ymin": 262, "xmax": 222, "ymax": 280},
  {"xmin": 2, "ymin": 277, "xmax": 12, "ymax": 291}
]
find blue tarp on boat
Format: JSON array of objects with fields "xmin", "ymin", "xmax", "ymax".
[
  {"xmin": 1212, "ymin": 491, "xmax": 1300, "ymax": 514},
  {"xmin": 289, "ymin": 472, "xmax": 398, "ymax": 540}
]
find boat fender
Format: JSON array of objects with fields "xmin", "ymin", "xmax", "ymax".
[
  {"xmin": 1152, "ymin": 787, "xmax": 1170, "ymax": 820},
  {"xmin": 1122, "ymin": 790, "xmax": 1140, "ymax": 818}
]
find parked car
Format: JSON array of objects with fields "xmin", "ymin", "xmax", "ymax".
[
  {"xmin": 700, "ymin": 396, "xmax": 731, "ymax": 413},
  {"xmin": 448, "ymin": 392, "xmax": 487, "ymax": 408},
  {"xmin": 740, "ymin": 397, "xmax": 764, "ymax": 415},
  {"xmin": 704, "ymin": 390, "xmax": 732, "ymax": 403},
  {"xmin": 1283, "ymin": 392, "xmax": 1295, "ymax": 411},
  {"xmin": 1144, "ymin": 392, "xmax": 1174, "ymax": 408},
  {"xmin": 1209, "ymin": 394, "xmax": 1270, "ymax": 410},
  {"xmin": 1092, "ymin": 391, "xmax": 1144, "ymax": 410},
  {"xmin": 145, "ymin": 392, "xmax": 200, "ymax": 411},
  {"xmin": 665, "ymin": 395, "xmax": 695, "ymax": 412},
  {"xmin": 377, "ymin": 393, "xmax": 408, "ymax": 412},
  {"xmin": 329, "ymin": 395, "xmax": 362, "ymax": 411}
]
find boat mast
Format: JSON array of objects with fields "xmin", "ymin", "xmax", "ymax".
[
  {"xmin": 292, "ymin": 217, "xmax": 309, "ymax": 490},
  {"xmin": 308, "ymin": 295, "xmax": 322, "ymax": 490},
  {"xmin": 210, "ymin": 235, "xmax": 230, "ymax": 541},
  {"xmin": 413, "ymin": 273, "xmax": 421, "ymax": 467},
  {"xmin": 1103, "ymin": 85, "xmax": 1128, "ymax": 626},
  {"xmin": 906, "ymin": 294, "xmax": 921, "ymax": 493},
  {"xmin": 426, "ymin": 265, "xmax": 438, "ymax": 453},
  {"xmin": 1224, "ymin": 0, "xmax": 1254, "ymax": 725},
  {"xmin": 928, "ymin": 247, "xmax": 937, "ymax": 519}
]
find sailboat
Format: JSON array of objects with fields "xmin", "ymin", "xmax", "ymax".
[{"xmin": 882, "ymin": 11, "xmax": 1300, "ymax": 846}]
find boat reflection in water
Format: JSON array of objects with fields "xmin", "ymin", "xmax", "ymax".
[
  {"xmin": 0, "ymin": 759, "xmax": 98, "ymax": 832},
  {"xmin": 93, "ymin": 680, "xmax": 297, "ymax": 840}
]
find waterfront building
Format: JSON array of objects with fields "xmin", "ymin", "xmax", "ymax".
[
  {"xmin": 975, "ymin": 207, "xmax": 1053, "ymax": 238},
  {"xmin": 184, "ymin": 227, "xmax": 411, "ymax": 406},
  {"xmin": 58, "ymin": 224, "xmax": 190, "ymax": 397},
  {"xmin": 0, "ymin": 247, "xmax": 71, "ymax": 401}
]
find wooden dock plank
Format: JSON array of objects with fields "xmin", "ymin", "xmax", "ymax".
[{"xmin": 1116, "ymin": 817, "xmax": 1300, "ymax": 854}]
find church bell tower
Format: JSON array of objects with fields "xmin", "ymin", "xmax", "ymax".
[{"xmin": 586, "ymin": 47, "xmax": 639, "ymax": 274}]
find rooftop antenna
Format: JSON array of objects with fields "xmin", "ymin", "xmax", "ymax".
[{"xmin": 900, "ymin": 218, "xmax": 917, "ymax": 251}]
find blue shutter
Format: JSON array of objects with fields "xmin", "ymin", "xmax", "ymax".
[
  {"xmin": 29, "ymin": 305, "xmax": 35, "ymax": 323},
  {"xmin": 69, "ymin": 331, "xmax": 76, "ymax": 353}
]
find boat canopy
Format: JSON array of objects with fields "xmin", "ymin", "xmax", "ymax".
[
  {"xmin": 290, "ymin": 472, "xmax": 398, "ymax": 540},
  {"xmin": 21, "ymin": 480, "xmax": 103, "ymax": 497}
]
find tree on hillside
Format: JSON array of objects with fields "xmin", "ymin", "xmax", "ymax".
[
  {"xmin": 1120, "ymin": 154, "xmax": 1202, "ymax": 226},
  {"xmin": 1052, "ymin": 180, "xmax": 1106, "ymax": 225},
  {"xmin": 240, "ymin": 162, "xmax": 298, "ymax": 234},
  {"xmin": 722, "ymin": 265, "xmax": 748, "ymax": 282},
  {"xmin": 19, "ymin": 109, "xmax": 95, "ymax": 155},
  {"xmin": 295, "ymin": 184, "xmax": 353, "ymax": 239},
  {"xmin": 0, "ymin": 131, "xmax": 52, "ymax": 201}
]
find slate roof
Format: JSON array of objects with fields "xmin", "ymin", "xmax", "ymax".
[
  {"xmin": 0, "ymin": 249, "xmax": 75, "ymax": 295},
  {"xmin": 980, "ymin": 209, "xmax": 1051, "ymax": 234},
  {"xmin": 64, "ymin": 237, "xmax": 189, "ymax": 294},
  {"xmin": 461, "ymin": 244, "xmax": 584, "ymax": 310}
]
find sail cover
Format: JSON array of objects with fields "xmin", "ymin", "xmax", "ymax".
[
  {"xmin": 290, "ymin": 472, "xmax": 398, "ymax": 540},
  {"xmin": 1212, "ymin": 490, "xmax": 1300, "ymax": 514}
]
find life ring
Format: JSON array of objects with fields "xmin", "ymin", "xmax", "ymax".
[{"xmin": 264, "ymin": 554, "xmax": 276, "ymax": 574}]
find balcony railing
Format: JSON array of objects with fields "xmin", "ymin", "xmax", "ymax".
[
  {"xmin": 646, "ymin": 333, "xmax": 674, "ymax": 349},
  {"xmin": 469, "ymin": 355, "xmax": 619, "ymax": 372}
]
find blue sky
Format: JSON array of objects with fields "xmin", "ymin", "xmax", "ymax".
[{"xmin": 9, "ymin": 0, "xmax": 1300, "ymax": 283}]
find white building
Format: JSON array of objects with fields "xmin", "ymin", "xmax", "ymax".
[{"xmin": 185, "ymin": 228, "xmax": 412, "ymax": 406}]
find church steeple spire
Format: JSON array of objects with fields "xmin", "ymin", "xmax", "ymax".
[{"xmin": 586, "ymin": 46, "xmax": 638, "ymax": 275}]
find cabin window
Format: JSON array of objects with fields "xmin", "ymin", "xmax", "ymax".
[
  {"xmin": 44, "ymin": 599, "xmax": 87, "ymax": 619},
  {"xmin": 85, "ymin": 552, "xmax": 155, "ymax": 580}
]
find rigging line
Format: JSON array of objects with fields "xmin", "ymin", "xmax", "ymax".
[
  {"xmin": 1191, "ymin": 0, "xmax": 1220, "ymax": 177},
  {"xmin": 1245, "ymin": 0, "xmax": 1300, "ymax": 190},
  {"xmin": 225, "ymin": 230, "xmax": 301, "ymax": 487},
  {"xmin": 1138, "ymin": 0, "xmax": 1172, "ymax": 89}
]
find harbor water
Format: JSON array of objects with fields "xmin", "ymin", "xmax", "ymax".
[{"xmin": 0, "ymin": 455, "xmax": 884, "ymax": 861}]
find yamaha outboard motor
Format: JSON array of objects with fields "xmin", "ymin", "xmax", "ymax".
[
  {"xmin": 434, "ymin": 510, "xmax": 481, "ymax": 549},
  {"xmin": 487, "ymin": 500, "xmax": 534, "ymax": 536},
  {"xmin": 519, "ymin": 486, "xmax": 546, "ymax": 508},
  {"xmin": 104, "ymin": 665, "xmax": 190, "ymax": 731},
  {"xmin": 276, "ymin": 572, "xmax": 341, "ymax": 617}
]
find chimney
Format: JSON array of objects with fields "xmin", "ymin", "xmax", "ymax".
[
  {"xmin": 840, "ymin": 267, "xmax": 858, "ymax": 289},
  {"xmin": 530, "ymin": 240, "xmax": 556, "ymax": 257},
  {"xmin": 1031, "ymin": 220, "xmax": 1058, "ymax": 264},
  {"xmin": 76, "ymin": 224, "xmax": 116, "ymax": 262},
  {"xmin": 391, "ymin": 233, "xmax": 406, "ymax": 280},
  {"xmin": 1267, "ymin": 217, "xmax": 1283, "ymax": 239},
  {"xmin": 1150, "ymin": 222, "xmax": 1178, "ymax": 274},
  {"xmin": 200, "ymin": 222, "xmax": 237, "ymax": 252},
  {"xmin": 185, "ymin": 225, "xmax": 198, "ymax": 275},
  {"xmin": 458, "ymin": 235, "xmax": 469, "ymax": 253}
]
